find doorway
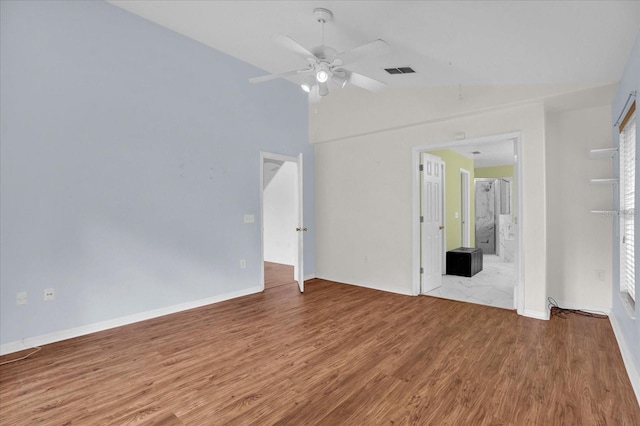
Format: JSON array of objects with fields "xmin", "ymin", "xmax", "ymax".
[
  {"xmin": 475, "ymin": 178, "xmax": 513, "ymax": 256},
  {"xmin": 260, "ymin": 152, "xmax": 304, "ymax": 292},
  {"xmin": 412, "ymin": 132, "xmax": 524, "ymax": 314}
]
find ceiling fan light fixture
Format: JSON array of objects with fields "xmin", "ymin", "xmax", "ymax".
[
  {"xmin": 316, "ymin": 68, "xmax": 329, "ymax": 83},
  {"xmin": 300, "ymin": 83, "xmax": 311, "ymax": 93}
]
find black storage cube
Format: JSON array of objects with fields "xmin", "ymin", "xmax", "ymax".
[{"xmin": 446, "ymin": 247, "xmax": 483, "ymax": 277}]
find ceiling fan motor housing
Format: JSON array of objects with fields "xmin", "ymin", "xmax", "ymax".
[{"xmin": 313, "ymin": 8, "xmax": 333, "ymax": 23}]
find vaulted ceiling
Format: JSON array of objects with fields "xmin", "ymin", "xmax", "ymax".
[{"xmin": 110, "ymin": 1, "xmax": 639, "ymax": 89}]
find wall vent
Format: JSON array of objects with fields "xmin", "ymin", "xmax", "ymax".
[{"xmin": 384, "ymin": 66, "xmax": 416, "ymax": 75}]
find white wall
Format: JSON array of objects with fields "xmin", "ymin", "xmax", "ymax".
[
  {"xmin": 310, "ymin": 84, "xmax": 605, "ymax": 144},
  {"xmin": 312, "ymin": 83, "xmax": 619, "ymax": 318},
  {"xmin": 545, "ymin": 105, "xmax": 613, "ymax": 312},
  {"xmin": 314, "ymin": 98, "xmax": 549, "ymax": 316},
  {"xmin": 264, "ymin": 162, "xmax": 298, "ymax": 265},
  {"xmin": 0, "ymin": 1, "xmax": 315, "ymax": 351}
]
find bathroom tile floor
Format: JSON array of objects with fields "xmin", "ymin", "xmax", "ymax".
[{"xmin": 425, "ymin": 255, "xmax": 515, "ymax": 310}]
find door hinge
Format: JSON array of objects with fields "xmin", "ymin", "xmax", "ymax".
[
  {"xmin": 420, "ymin": 267, "xmax": 424, "ymax": 274},
  {"xmin": 420, "ymin": 216, "xmax": 424, "ymax": 223},
  {"xmin": 419, "ymin": 164, "xmax": 424, "ymax": 172}
]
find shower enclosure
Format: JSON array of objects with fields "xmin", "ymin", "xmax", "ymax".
[{"xmin": 475, "ymin": 178, "xmax": 512, "ymax": 255}]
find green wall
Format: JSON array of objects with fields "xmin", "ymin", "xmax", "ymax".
[
  {"xmin": 429, "ymin": 149, "xmax": 475, "ymax": 251},
  {"xmin": 475, "ymin": 165, "xmax": 514, "ymax": 178}
]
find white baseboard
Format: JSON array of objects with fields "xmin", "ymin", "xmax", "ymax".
[
  {"xmin": 316, "ymin": 275, "xmax": 414, "ymax": 296},
  {"xmin": 523, "ymin": 309, "xmax": 550, "ymax": 320},
  {"xmin": 609, "ymin": 313, "xmax": 640, "ymax": 406},
  {"xmin": 0, "ymin": 286, "xmax": 262, "ymax": 356},
  {"xmin": 304, "ymin": 274, "xmax": 316, "ymax": 281}
]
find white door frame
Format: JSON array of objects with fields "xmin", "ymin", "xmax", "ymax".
[
  {"xmin": 260, "ymin": 151, "xmax": 304, "ymax": 292},
  {"xmin": 460, "ymin": 168, "xmax": 471, "ymax": 247},
  {"xmin": 411, "ymin": 132, "xmax": 525, "ymax": 315}
]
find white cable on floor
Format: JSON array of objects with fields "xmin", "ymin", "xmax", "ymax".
[{"xmin": 0, "ymin": 341, "xmax": 42, "ymax": 366}]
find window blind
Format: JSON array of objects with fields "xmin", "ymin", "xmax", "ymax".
[{"xmin": 620, "ymin": 105, "xmax": 636, "ymax": 301}]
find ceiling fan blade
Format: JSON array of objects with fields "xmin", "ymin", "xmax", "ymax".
[
  {"xmin": 272, "ymin": 34, "xmax": 317, "ymax": 61},
  {"xmin": 249, "ymin": 68, "xmax": 311, "ymax": 84},
  {"xmin": 348, "ymin": 71, "xmax": 387, "ymax": 93},
  {"xmin": 336, "ymin": 39, "xmax": 390, "ymax": 66}
]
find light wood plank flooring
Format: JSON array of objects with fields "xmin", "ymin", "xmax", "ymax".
[{"xmin": 1, "ymin": 279, "xmax": 638, "ymax": 425}]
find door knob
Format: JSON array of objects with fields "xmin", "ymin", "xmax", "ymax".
[
  {"xmin": 439, "ymin": 225, "xmax": 445, "ymax": 230},
  {"xmin": 296, "ymin": 227, "xmax": 308, "ymax": 232}
]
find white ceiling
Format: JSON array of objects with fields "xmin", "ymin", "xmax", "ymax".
[
  {"xmin": 110, "ymin": 0, "xmax": 640, "ymax": 88},
  {"xmin": 448, "ymin": 140, "xmax": 514, "ymax": 168}
]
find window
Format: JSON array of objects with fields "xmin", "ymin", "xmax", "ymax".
[{"xmin": 619, "ymin": 102, "xmax": 636, "ymax": 302}]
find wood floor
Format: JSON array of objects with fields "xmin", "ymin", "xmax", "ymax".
[
  {"xmin": 1, "ymin": 277, "xmax": 638, "ymax": 425},
  {"xmin": 264, "ymin": 261, "xmax": 296, "ymax": 289}
]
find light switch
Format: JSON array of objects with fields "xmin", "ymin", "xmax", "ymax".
[
  {"xmin": 455, "ymin": 212, "xmax": 459, "ymax": 219},
  {"xmin": 244, "ymin": 214, "xmax": 255, "ymax": 224}
]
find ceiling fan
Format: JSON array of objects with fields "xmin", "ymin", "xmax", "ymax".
[{"xmin": 249, "ymin": 8, "xmax": 390, "ymax": 103}]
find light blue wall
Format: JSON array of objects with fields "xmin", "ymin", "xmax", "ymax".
[
  {"xmin": 611, "ymin": 31, "xmax": 639, "ymax": 375},
  {"xmin": 0, "ymin": 0, "xmax": 314, "ymax": 345}
]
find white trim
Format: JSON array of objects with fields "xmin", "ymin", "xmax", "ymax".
[
  {"xmin": 297, "ymin": 152, "xmax": 304, "ymax": 292},
  {"xmin": 304, "ymin": 274, "xmax": 316, "ymax": 281},
  {"xmin": 523, "ymin": 309, "xmax": 550, "ymax": 320},
  {"xmin": 412, "ymin": 148, "xmax": 422, "ymax": 295},
  {"xmin": 514, "ymin": 134, "xmax": 525, "ymax": 314},
  {"xmin": 460, "ymin": 168, "xmax": 471, "ymax": 247},
  {"xmin": 412, "ymin": 132, "xmax": 525, "ymax": 315},
  {"xmin": 0, "ymin": 286, "xmax": 262, "ymax": 356},
  {"xmin": 441, "ymin": 161, "xmax": 447, "ymax": 274},
  {"xmin": 317, "ymin": 275, "xmax": 414, "ymax": 296},
  {"xmin": 609, "ymin": 312, "xmax": 640, "ymax": 405}
]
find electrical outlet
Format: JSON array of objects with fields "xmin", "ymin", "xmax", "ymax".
[
  {"xmin": 243, "ymin": 214, "xmax": 255, "ymax": 224},
  {"xmin": 44, "ymin": 288, "xmax": 55, "ymax": 301},
  {"xmin": 240, "ymin": 259, "xmax": 246, "ymax": 269},
  {"xmin": 16, "ymin": 292, "xmax": 27, "ymax": 305}
]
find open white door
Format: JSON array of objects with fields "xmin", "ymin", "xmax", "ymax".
[
  {"xmin": 260, "ymin": 152, "xmax": 304, "ymax": 293},
  {"xmin": 421, "ymin": 153, "xmax": 444, "ymax": 293},
  {"xmin": 295, "ymin": 153, "xmax": 304, "ymax": 292}
]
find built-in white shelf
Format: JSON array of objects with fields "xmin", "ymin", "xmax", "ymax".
[
  {"xmin": 589, "ymin": 147, "xmax": 618, "ymax": 159},
  {"xmin": 589, "ymin": 147, "xmax": 619, "ymax": 215},
  {"xmin": 590, "ymin": 178, "xmax": 619, "ymax": 185}
]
